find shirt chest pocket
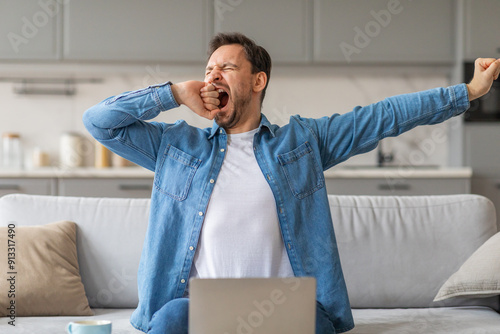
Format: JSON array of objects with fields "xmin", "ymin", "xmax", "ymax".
[
  {"xmin": 154, "ymin": 145, "xmax": 202, "ymax": 201},
  {"xmin": 277, "ymin": 142, "xmax": 325, "ymax": 200}
]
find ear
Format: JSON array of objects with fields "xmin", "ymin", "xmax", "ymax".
[{"xmin": 252, "ymin": 72, "xmax": 267, "ymax": 93}]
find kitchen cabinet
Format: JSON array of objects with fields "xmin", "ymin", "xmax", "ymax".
[
  {"xmin": 0, "ymin": 0, "xmax": 61, "ymax": 60},
  {"xmin": 464, "ymin": 0, "xmax": 500, "ymax": 61},
  {"xmin": 313, "ymin": 0, "xmax": 455, "ymax": 64},
  {"xmin": 63, "ymin": 0, "xmax": 210, "ymax": 62},
  {"xmin": 0, "ymin": 178, "xmax": 56, "ymax": 196},
  {"xmin": 0, "ymin": 0, "xmax": 467, "ymax": 65},
  {"xmin": 58, "ymin": 178, "xmax": 153, "ymax": 198},
  {"xmin": 213, "ymin": 0, "xmax": 312, "ymax": 63},
  {"xmin": 325, "ymin": 177, "xmax": 470, "ymax": 196}
]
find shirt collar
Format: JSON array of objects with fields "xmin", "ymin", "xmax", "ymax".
[{"xmin": 207, "ymin": 114, "xmax": 276, "ymax": 139}]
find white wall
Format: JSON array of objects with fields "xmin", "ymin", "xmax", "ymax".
[{"xmin": 0, "ymin": 63, "xmax": 451, "ymax": 169}]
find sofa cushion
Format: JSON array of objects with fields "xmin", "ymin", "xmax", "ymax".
[
  {"xmin": 435, "ymin": 231, "xmax": 500, "ymax": 301},
  {"xmin": 329, "ymin": 194, "xmax": 499, "ymax": 309},
  {"xmin": 350, "ymin": 307, "xmax": 500, "ymax": 333},
  {"xmin": 0, "ymin": 194, "xmax": 150, "ymax": 308},
  {"xmin": 0, "ymin": 221, "xmax": 92, "ymax": 316}
]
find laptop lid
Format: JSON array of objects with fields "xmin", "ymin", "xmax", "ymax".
[{"xmin": 189, "ymin": 277, "xmax": 316, "ymax": 334}]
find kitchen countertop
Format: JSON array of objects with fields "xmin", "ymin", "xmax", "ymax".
[
  {"xmin": 324, "ymin": 166, "xmax": 472, "ymax": 179},
  {"xmin": 0, "ymin": 167, "xmax": 155, "ymax": 178},
  {"xmin": 0, "ymin": 166, "xmax": 473, "ymax": 179}
]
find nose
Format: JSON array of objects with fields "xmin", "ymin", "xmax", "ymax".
[{"xmin": 205, "ymin": 66, "xmax": 222, "ymax": 83}]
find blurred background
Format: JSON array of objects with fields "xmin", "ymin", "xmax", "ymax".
[{"xmin": 0, "ymin": 0, "xmax": 499, "ymax": 208}]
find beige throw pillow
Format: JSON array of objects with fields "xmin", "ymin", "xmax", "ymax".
[
  {"xmin": 434, "ymin": 232, "xmax": 500, "ymax": 301},
  {"xmin": 0, "ymin": 221, "xmax": 93, "ymax": 316}
]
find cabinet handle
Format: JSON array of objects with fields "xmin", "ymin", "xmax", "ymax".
[
  {"xmin": 118, "ymin": 184, "xmax": 151, "ymax": 191},
  {"xmin": 0, "ymin": 184, "xmax": 21, "ymax": 190},
  {"xmin": 377, "ymin": 184, "xmax": 411, "ymax": 191},
  {"xmin": 496, "ymin": 183, "xmax": 500, "ymax": 190}
]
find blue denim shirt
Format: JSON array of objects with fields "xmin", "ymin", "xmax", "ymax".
[{"xmin": 83, "ymin": 82, "xmax": 469, "ymax": 333}]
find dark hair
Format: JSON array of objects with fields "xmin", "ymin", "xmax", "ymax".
[{"xmin": 208, "ymin": 32, "xmax": 272, "ymax": 106}]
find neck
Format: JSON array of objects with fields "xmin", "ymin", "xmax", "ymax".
[
  {"xmin": 225, "ymin": 114, "xmax": 261, "ymax": 134},
  {"xmin": 225, "ymin": 99, "xmax": 262, "ymax": 134}
]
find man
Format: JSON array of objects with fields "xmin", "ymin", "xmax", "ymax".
[{"xmin": 83, "ymin": 32, "xmax": 500, "ymax": 334}]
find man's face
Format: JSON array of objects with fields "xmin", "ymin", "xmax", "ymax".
[{"xmin": 205, "ymin": 44, "xmax": 256, "ymax": 129}]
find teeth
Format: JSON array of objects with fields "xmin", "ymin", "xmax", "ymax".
[{"xmin": 218, "ymin": 89, "xmax": 224, "ymax": 93}]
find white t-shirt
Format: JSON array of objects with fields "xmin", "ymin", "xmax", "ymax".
[{"xmin": 190, "ymin": 128, "xmax": 294, "ymax": 279}]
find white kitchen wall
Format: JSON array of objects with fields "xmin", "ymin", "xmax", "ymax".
[{"xmin": 0, "ymin": 64, "xmax": 451, "ymax": 169}]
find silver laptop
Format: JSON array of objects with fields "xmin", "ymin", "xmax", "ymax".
[{"xmin": 189, "ymin": 277, "xmax": 316, "ymax": 334}]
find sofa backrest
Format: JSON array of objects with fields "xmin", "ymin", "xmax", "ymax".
[
  {"xmin": 330, "ymin": 194, "xmax": 499, "ymax": 310},
  {"xmin": 0, "ymin": 193, "xmax": 498, "ymax": 310},
  {"xmin": 0, "ymin": 194, "xmax": 149, "ymax": 308}
]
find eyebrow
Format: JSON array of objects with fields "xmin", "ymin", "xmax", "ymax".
[{"xmin": 205, "ymin": 62, "xmax": 239, "ymax": 72}]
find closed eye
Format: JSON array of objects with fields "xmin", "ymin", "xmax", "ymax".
[{"xmin": 205, "ymin": 63, "xmax": 238, "ymax": 75}]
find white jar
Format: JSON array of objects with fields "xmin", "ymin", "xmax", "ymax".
[
  {"xmin": 2, "ymin": 133, "xmax": 23, "ymax": 169},
  {"xmin": 60, "ymin": 132, "xmax": 83, "ymax": 168}
]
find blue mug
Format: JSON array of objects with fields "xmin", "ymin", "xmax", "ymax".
[{"xmin": 66, "ymin": 320, "xmax": 112, "ymax": 334}]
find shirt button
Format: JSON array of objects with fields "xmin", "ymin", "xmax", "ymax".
[
  {"xmin": 220, "ymin": 129, "xmax": 223, "ymax": 134},
  {"xmin": 220, "ymin": 148, "xmax": 225, "ymax": 152},
  {"xmin": 189, "ymin": 246, "xmax": 194, "ymax": 251},
  {"xmin": 210, "ymin": 179, "xmax": 215, "ymax": 184},
  {"xmin": 181, "ymin": 279, "xmax": 186, "ymax": 284},
  {"xmin": 198, "ymin": 211, "xmax": 203, "ymax": 216}
]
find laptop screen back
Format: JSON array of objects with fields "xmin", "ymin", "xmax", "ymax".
[{"xmin": 189, "ymin": 277, "xmax": 316, "ymax": 334}]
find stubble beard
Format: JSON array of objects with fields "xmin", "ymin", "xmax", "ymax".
[{"xmin": 215, "ymin": 87, "xmax": 253, "ymax": 130}]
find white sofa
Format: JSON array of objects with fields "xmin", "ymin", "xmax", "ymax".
[{"xmin": 0, "ymin": 193, "xmax": 499, "ymax": 333}]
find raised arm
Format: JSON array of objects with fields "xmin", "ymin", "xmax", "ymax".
[
  {"xmin": 83, "ymin": 82, "xmax": 180, "ymax": 171},
  {"xmin": 303, "ymin": 57, "xmax": 500, "ymax": 170},
  {"xmin": 300, "ymin": 84, "xmax": 470, "ymax": 171},
  {"xmin": 83, "ymin": 80, "xmax": 222, "ymax": 171}
]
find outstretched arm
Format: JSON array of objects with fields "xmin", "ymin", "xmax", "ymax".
[{"xmin": 301, "ymin": 57, "xmax": 499, "ymax": 170}]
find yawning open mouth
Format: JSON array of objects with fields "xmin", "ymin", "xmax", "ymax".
[{"xmin": 217, "ymin": 88, "xmax": 229, "ymax": 109}]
